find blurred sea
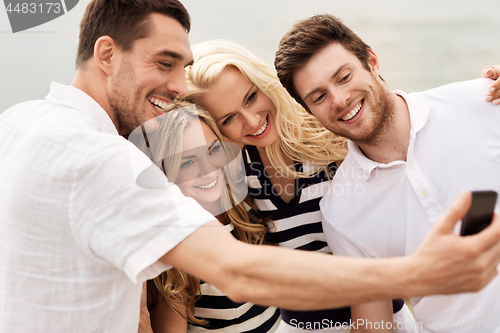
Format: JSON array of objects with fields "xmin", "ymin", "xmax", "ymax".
[{"xmin": 1, "ymin": 0, "xmax": 499, "ymax": 113}]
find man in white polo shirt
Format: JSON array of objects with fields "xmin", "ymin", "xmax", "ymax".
[
  {"xmin": 2, "ymin": 3, "xmax": 500, "ymax": 333},
  {"xmin": 276, "ymin": 14, "xmax": 500, "ymax": 333}
]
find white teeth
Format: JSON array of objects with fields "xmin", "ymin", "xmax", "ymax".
[
  {"xmin": 148, "ymin": 97, "xmax": 169, "ymax": 111},
  {"xmin": 248, "ymin": 117, "xmax": 268, "ymax": 136},
  {"xmin": 194, "ymin": 178, "xmax": 217, "ymax": 189},
  {"xmin": 342, "ymin": 101, "xmax": 363, "ymax": 121}
]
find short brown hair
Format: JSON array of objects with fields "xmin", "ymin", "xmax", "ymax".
[
  {"xmin": 275, "ymin": 14, "xmax": 372, "ymax": 112},
  {"xmin": 76, "ymin": 0, "xmax": 190, "ymax": 68}
]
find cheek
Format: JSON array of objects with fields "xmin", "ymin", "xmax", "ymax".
[
  {"xmin": 220, "ymin": 125, "xmax": 242, "ymax": 142},
  {"xmin": 174, "ymin": 170, "xmax": 193, "ymax": 188},
  {"xmin": 175, "ymin": 181, "xmax": 192, "ymax": 197}
]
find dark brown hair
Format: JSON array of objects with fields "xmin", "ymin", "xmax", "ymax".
[
  {"xmin": 76, "ymin": 0, "xmax": 191, "ymax": 68},
  {"xmin": 275, "ymin": 14, "xmax": 372, "ymax": 112}
]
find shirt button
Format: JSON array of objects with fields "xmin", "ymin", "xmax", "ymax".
[
  {"xmin": 421, "ymin": 190, "xmax": 428, "ymax": 198},
  {"xmin": 407, "ymin": 165, "xmax": 414, "ymax": 172}
]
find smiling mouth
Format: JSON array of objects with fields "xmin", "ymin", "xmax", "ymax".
[
  {"xmin": 340, "ymin": 100, "xmax": 363, "ymax": 121},
  {"xmin": 194, "ymin": 177, "xmax": 218, "ymax": 189},
  {"xmin": 148, "ymin": 96, "xmax": 169, "ymax": 114},
  {"xmin": 248, "ymin": 115, "xmax": 268, "ymax": 136}
]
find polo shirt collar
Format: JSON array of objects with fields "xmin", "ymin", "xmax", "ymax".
[
  {"xmin": 348, "ymin": 89, "xmax": 431, "ymax": 180},
  {"xmin": 394, "ymin": 89, "xmax": 431, "ymax": 135},
  {"xmin": 45, "ymin": 82, "xmax": 118, "ymax": 135},
  {"xmin": 347, "ymin": 140, "xmax": 381, "ymax": 179}
]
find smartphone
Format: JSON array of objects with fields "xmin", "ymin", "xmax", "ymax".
[{"xmin": 460, "ymin": 190, "xmax": 498, "ymax": 236}]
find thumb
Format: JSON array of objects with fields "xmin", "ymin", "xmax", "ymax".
[{"xmin": 433, "ymin": 190, "xmax": 472, "ymax": 234}]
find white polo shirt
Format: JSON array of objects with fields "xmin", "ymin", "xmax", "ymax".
[
  {"xmin": 321, "ymin": 79, "xmax": 500, "ymax": 333},
  {"xmin": 0, "ymin": 83, "xmax": 215, "ymax": 332}
]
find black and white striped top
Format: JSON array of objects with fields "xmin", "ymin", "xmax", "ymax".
[
  {"xmin": 242, "ymin": 145, "xmax": 353, "ymax": 325},
  {"xmin": 188, "ymin": 225, "xmax": 281, "ymax": 333},
  {"xmin": 243, "ymin": 145, "xmax": 336, "ymax": 253}
]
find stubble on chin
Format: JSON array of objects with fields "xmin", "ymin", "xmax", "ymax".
[
  {"xmin": 108, "ymin": 61, "xmax": 143, "ymax": 138},
  {"xmin": 341, "ymin": 81, "xmax": 395, "ymax": 146}
]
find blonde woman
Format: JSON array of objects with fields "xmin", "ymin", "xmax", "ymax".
[
  {"xmin": 182, "ymin": 40, "xmax": 412, "ymax": 333},
  {"xmin": 139, "ymin": 102, "xmax": 281, "ymax": 333}
]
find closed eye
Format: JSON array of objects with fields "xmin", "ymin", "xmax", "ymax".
[
  {"xmin": 340, "ymin": 73, "xmax": 351, "ymax": 83},
  {"xmin": 221, "ymin": 114, "xmax": 236, "ymax": 126},
  {"xmin": 245, "ymin": 91, "xmax": 257, "ymax": 105},
  {"xmin": 158, "ymin": 62, "xmax": 173, "ymax": 70},
  {"xmin": 313, "ymin": 93, "xmax": 326, "ymax": 104}
]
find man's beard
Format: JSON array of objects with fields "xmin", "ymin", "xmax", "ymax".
[
  {"xmin": 108, "ymin": 60, "xmax": 143, "ymax": 138},
  {"xmin": 109, "ymin": 89, "xmax": 141, "ymax": 138},
  {"xmin": 335, "ymin": 79, "xmax": 395, "ymax": 145}
]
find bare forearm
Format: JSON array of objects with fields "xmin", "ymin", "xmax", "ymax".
[
  {"xmin": 162, "ymin": 192, "xmax": 500, "ymax": 311},
  {"xmin": 161, "ymin": 222, "xmax": 413, "ymax": 309},
  {"xmin": 217, "ymin": 243, "xmax": 413, "ymax": 310}
]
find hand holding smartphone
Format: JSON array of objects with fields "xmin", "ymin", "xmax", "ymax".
[{"xmin": 460, "ymin": 190, "xmax": 498, "ymax": 236}]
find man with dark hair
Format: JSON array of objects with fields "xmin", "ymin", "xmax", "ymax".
[
  {"xmin": 2, "ymin": 3, "xmax": 500, "ymax": 332},
  {"xmin": 276, "ymin": 14, "xmax": 500, "ymax": 333}
]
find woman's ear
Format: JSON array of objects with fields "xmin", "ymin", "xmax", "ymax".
[
  {"xmin": 367, "ymin": 49, "xmax": 380, "ymax": 77},
  {"xmin": 93, "ymin": 36, "xmax": 118, "ymax": 77}
]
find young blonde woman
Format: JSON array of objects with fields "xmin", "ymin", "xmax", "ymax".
[
  {"xmin": 140, "ymin": 102, "xmax": 281, "ymax": 333},
  {"xmin": 181, "ymin": 40, "xmax": 414, "ymax": 333}
]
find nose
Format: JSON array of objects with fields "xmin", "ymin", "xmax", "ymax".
[
  {"xmin": 330, "ymin": 86, "xmax": 351, "ymax": 110},
  {"xmin": 198, "ymin": 153, "xmax": 216, "ymax": 177},
  {"xmin": 165, "ymin": 68, "xmax": 188, "ymax": 97},
  {"xmin": 241, "ymin": 110, "xmax": 261, "ymax": 130}
]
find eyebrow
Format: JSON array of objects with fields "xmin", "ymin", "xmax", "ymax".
[{"xmin": 302, "ymin": 64, "xmax": 347, "ymax": 101}]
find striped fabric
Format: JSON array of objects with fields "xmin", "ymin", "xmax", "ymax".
[
  {"xmin": 188, "ymin": 226, "xmax": 281, "ymax": 333},
  {"xmin": 242, "ymin": 145, "xmax": 353, "ymax": 325},
  {"xmin": 243, "ymin": 145, "xmax": 335, "ymax": 254},
  {"xmin": 242, "ymin": 145, "xmax": 404, "ymax": 326}
]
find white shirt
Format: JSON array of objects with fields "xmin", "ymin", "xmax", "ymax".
[
  {"xmin": 0, "ymin": 83, "xmax": 215, "ymax": 332},
  {"xmin": 321, "ymin": 79, "xmax": 500, "ymax": 333}
]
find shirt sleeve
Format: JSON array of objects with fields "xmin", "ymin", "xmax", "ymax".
[
  {"xmin": 321, "ymin": 211, "xmax": 372, "ymax": 258},
  {"xmin": 69, "ymin": 137, "xmax": 216, "ymax": 284}
]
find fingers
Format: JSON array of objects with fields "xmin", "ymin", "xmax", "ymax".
[
  {"xmin": 432, "ymin": 190, "xmax": 471, "ymax": 234},
  {"xmin": 483, "ymin": 65, "xmax": 500, "ymax": 105}
]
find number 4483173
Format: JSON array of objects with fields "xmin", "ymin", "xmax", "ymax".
[{"xmin": 5, "ymin": 2, "xmax": 62, "ymax": 14}]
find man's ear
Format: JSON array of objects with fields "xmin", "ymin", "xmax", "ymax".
[
  {"xmin": 367, "ymin": 49, "xmax": 380, "ymax": 77},
  {"xmin": 93, "ymin": 36, "xmax": 118, "ymax": 77}
]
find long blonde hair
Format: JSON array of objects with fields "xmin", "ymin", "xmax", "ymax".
[
  {"xmin": 144, "ymin": 102, "xmax": 272, "ymax": 325},
  {"xmin": 183, "ymin": 40, "xmax": 348, "ymax": 178}
]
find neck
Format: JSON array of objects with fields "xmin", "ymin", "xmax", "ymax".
[
  {"xmin": 357, "ymin": 94, "xmax": 411, "ymax": 164},
  {"xmin": 71, "ymin": 66, "xmax": 118, "ymax": 129}
]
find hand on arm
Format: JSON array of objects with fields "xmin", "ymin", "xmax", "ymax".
[
  {"xmin": 483, "ymin": 65, "xmax": 500, "ymax": 105},
  {"xmin": 351, "ymin": 300, "xmax": 394, "ymax": 333}
]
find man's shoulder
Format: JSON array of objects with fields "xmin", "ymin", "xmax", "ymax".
[
  {"xmin": 417, "ymin": 78, "xmax": 491, "ymax": 101},
  {"xmin": 1, "ymin": 98, "xmax": 124, "ymax": 157}
]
